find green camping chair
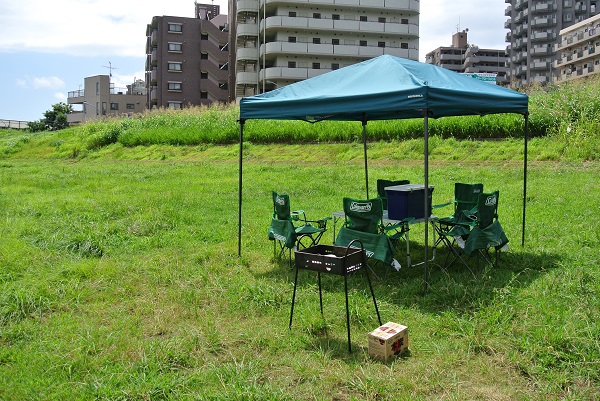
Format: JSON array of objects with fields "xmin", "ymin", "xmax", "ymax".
[
  {"xmin": 334, "ymin": 197, "xmax": 402, "ymax": 276},
  {"xmin": 431, "ymin": 183, "xmax": 483, "ymax": 272},
  {"xmin": 268, "ymin": 191, "xmax": 330, "ymax": 265},
  {"xmin": 462, "ymin": 191, "xmax": 509, "ymax": 268}
]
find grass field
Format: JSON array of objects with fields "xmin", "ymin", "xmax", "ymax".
[{"xmin": 1, "ymin": 137, "xmax": 599, "ymax": 399}]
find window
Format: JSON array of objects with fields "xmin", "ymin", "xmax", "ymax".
[
  {"xmin": 168, "ymin": 62, "xmax": 182, "ymax": 71},
  {"xmin": 563, "ymin": 0, "xmax": 572, "ymax": 6},
  {"xmin": 401, "ymin": 42, "xmax": 409, "ymax": 49},
  {"xmin": 312, "ymin": 62, "xmax": 320, "ymax": 69},
  {"xmin": 289, "ymin": 11, "xmax": 296, "ymax": 17},
  {"xmin": 200, "ymin": 71, "xmax": 208, "ymax": 79},
  {"xmin": 200, "ymin": 91, "xmax": 208, "ymax": 99},
  {"xmin": 401, "ymin": 18, "xmax": 409, "ymax": 24},
  {"xmin": 332, "ymin": 38, "xmax": 340, "ymax": 45},
  {"xmin": 96, "ymin": 82, "xmax": 99, "ymax": 95},
  {"xmin": 201, "ymin": 52, "xmax": 208, "ymax": 59},
  {"xmin": 313, "ymin": 13, "xmax": 321, "ymax": 19},
  {"xmin": 126, "ymin": 104, "xmax": 135, "ymax": 110},
  {"xmin": 168, "ymin": 82, "xmax": 182, "ymax": 91},
  {"xmin": 110, "ymin": 103, "xmax": 118, "ymax": 111},
  {"xmin": 102, "ymin": 102, "xmax": 107, "ymax": 115},
  {"xmin": 219, "ymin": 63, "xmax": 228, "ymax": 70},
  {"xmin": 360, "ymin": 16, "xmax": 367, "ymax": 22},
  {"xmin": 313, "ymin": 37, "xmax": 321, "ymax": 44},
  {"xmin": 332, "ymin": 14, "xmax": 340, "ymax": 20},
  {"xmin": 219, "ymin": 82, "xmax": 228, "ymax": 90},
  {"xmin": 168, "ymin": 42, "xmax": 182, "ymax": 52},
  {"xmin": 201, "ymin": 33, "xmax": 208, "ymax": 40},
  {"xmin": 378, "ymin": 17, "xmax": 386, "ymax": 23},
  {"xmin": 168, "ymin": 102, "xmax": 182, "ymax": 110},
  {"xmin": 288, "ymin": 36, "xmax": 296, "ymax": 43},
  {"xmin": 288, "ymin": 61, "xmax": 296, "ymax": 68},
  {"xmin": 378, "ymin": 41, "xmax": 385, "ymax": 48},
  {"xmin": 332, "ymin": 63, "xmax": 339, "ymax": 70},
  {"xmin": 563, "ymin": 13, "xmax": 573, "ymax": 22},
  {"xmin": 168, "ymin": 23, "xmax": 182, "ymax": 33},
  {"xmin": 360, "ymin": 40, "xmax": 367, "ymax": 46}
]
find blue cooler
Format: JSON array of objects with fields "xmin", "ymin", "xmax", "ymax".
[{"xmin": 385, "ymin": 184, "xmax": 434, "ymax": 220}]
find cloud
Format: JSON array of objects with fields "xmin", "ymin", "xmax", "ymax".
[
  {"xmin": 0, "ymin": 1, "xmax": 201, "ymax": 57},
  {"xmin": 54, "ymin": 92, "xmax": 67, "ymax": 101},
  {"xmin": 32, "ymin": 76, "xmax": 65, "ymax": 90}
]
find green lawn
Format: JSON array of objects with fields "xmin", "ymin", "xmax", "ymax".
[{"xmin": 1, "ymin": 143, "xmax": 599, "ymax": 400}]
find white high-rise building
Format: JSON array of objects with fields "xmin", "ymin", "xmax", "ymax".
[
  {"xmin": 505, "ymin": 0, "xmax": 599, "ymax": 86},
  {"xmin": 229, "ymin": 0, "xmax": 420, "ymax": 99}
]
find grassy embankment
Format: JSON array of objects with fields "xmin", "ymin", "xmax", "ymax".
[{"xmin": 0, "ymin": 78, "xmax": 599, "ymax": 399}]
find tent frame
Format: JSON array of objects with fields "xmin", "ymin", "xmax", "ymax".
[{"xmin": 237, "ymin": 112, "xmax": 529, "ymax": 291}]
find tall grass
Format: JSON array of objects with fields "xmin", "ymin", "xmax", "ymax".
[{"xmin": 4, "ymin": 75, "xmax": 600, "ymax": 159}]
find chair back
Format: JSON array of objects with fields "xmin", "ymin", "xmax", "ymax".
[
  {"xmin": 454, "ymin": 183, "xmax": 484, "ymax": 215},
  {"xmin": 272, "ymin": 191, "xmax": 291, "ymax": 221},
  {"xmin": 476, "ymin": 191, "xmax": 499, "ymax": 229},
  {"xmin": 377, "ymin": 179, "xmax": 410, "ymax": 209},
  {"xmin": 342, "ymin": 197, "xmax": 384, "ymax": 234}
]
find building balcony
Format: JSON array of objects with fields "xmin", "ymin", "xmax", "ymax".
[
  {"xmin": 531, "ymin": 61, "xmax": 551, "ymax": 70},
  {"xmin": 236, "ymin": 71, "xmax": 258, "ymax": 85},
  {"xmin": 531, "ymin": 2, "xmax": 557, "ymax": 13},
  {"xmin": 464, "ymin": 66, "xmax": 480, "ymax": 73},
  {"xmin": 237, "ymin": 23, "xmax": 258, "ymax": 37},
  {"xmin": 236, "ymin": 0, "xmax": 259, "ymax": 13},
  {"xmin": 531, "ymin": 46, "xmax": 553, "ymax": 55},
  {"xmin": 514, "ymin": 0, "xmax": 527, "ymax": 11},
  {"xmin": 531, "ymin": 31, "xmax": 556, "ymax": 42},
  {"xmin": 464, "ymin": 56, "xmax": 480, "ymax": 64},
  {"xmin": 262, "ymin": 15, "xmax": 418, "ymax": 37},
  {"xmin": 265, "ymin": 0, "xmax": 419, "ymax": 13},
  {"xmin": 530, "ymin": 17, "xmax": 556, "ymax": 28},
  {"xmin": 439, "ymin": 53, "xmax": 463, "ymax": 61},
  {"xmin": 505, "ymin": 6, "xmax": 512, "ymax": 16},
  {"xmin": 237, "ymin": 47, "xmax": 259, "ymax": 61}
]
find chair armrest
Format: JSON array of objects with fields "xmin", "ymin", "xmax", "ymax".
[
  {"xmin": 432, "ymin": 200, "xmax": 455, "ymax": 209},
  {"xmin": 291, "ymin": 210, "xmax": 306, "ymax": 222}
]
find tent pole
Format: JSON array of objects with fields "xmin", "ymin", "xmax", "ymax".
[
  {"xmin": 362, "ymin": 116, "xmax": 369, "ymax": 198},
  {"xmin": 522, "ymin": 114, "xmax": 529, "ymax": 247},
  {"xmin": 423, "ymin": 112, "xmax": 429, "ymax": 292},
  {"xmin": 238, "ymin": 119, "xmax": 245, "ymax": 257}
]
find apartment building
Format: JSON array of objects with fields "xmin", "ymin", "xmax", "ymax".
[
  {"xmin": 505, "ymin": 0, "xmax": 599, "ymax": 87},
  {"xmin": 67, "ymin": 75, "xmax": 146, "ymax": 124},
  {"xmin": 555, "ymin": 13, "xmax": 600, "ymax": 81},
  {"xmin": 425, "ymin": 31, "xmax": 509, "ymax": 85},
  {"xmin": 228, "ymin": 0, "xmax": 420, "ymax": 99},
  {"xmin": 145, "ymin": 3, "xmax": 231, "ymax": 110}
]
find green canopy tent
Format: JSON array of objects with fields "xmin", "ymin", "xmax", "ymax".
[{"xmin": 238, "ymin": 55, "xmax": 529, "ymax": 290}]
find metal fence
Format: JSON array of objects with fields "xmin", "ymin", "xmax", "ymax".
[{"xmin": 0, "ymin": 119, "xmax": 30, "ymax": 130}]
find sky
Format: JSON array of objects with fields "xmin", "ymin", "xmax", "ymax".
[{"xmin": 0, "ymin": 0, "xmax": 508, "ymax": 122}]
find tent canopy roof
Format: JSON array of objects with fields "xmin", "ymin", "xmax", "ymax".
[{"xmin": 240, "ymin": 55, "xmax": 528, "ymax": 122}]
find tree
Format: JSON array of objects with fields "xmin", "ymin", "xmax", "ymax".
[{"xmin": 29, "ymin": 102, "xmax": 73, "ymax": 132}]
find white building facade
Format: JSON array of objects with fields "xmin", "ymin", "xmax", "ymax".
[
  {"xmin": 230, "ymin": 0, "xmax": 420, "ymax": 98},
  {"xmin": 555, "ymin": 13, "xmax": 600, "ymax": 81}
]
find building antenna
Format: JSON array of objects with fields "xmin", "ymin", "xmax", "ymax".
[{"xmin": 102, "ymin": 61, "xmax": 117, "ymax": 77}]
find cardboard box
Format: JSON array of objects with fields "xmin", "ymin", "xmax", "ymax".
[
  {"xmin": 368, "ymin": 322, "xmax": 408, "ymax": 360},
  {"xmin": 385, "ymin": 184, "xmax": 434, "ymax": 220}
]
